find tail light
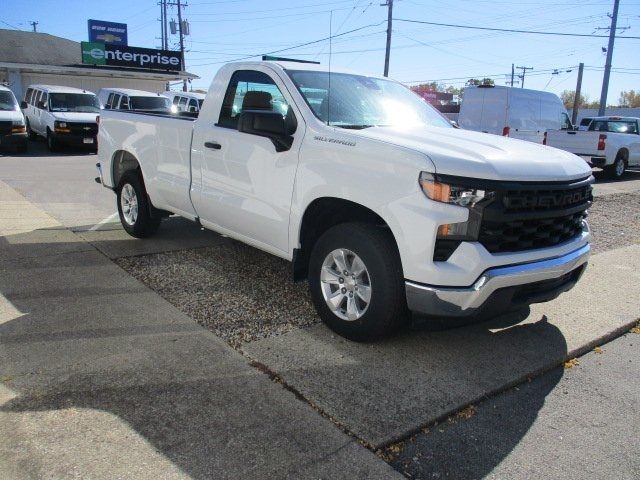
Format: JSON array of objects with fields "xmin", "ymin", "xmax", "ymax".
[
  {"xmin": 597, "ymin": 134, "xmax": 606, "ymax": 151},
  {"xmin": 543, "ymin": 131, "xmax": 547, "ymax": 145},
  {"xmin": 502, "ymin": 126, "xmax": 510, "ymax": 137}
]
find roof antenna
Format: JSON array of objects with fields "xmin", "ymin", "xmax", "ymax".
[{"xmin": 327, "ymin": 10, "xmax": 333, "ymax": 127}]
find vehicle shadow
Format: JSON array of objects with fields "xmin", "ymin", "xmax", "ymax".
[
  {"xmin": 0, "ymin": 228, "xmax": 389, "ymax": 479},
  {"xmin": 0, "ymin": 139, "xmax": 96, "ymax": 158},
  {"xmin": 592, "ymin": 166, "xmax": 640, "ymax": 184}
]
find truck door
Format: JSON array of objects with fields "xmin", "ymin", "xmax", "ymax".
[{"xmin": 191, "ymin": 68, "xmax": 303, "ymax": 256}]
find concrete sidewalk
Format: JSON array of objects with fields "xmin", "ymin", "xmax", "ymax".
[{"xmin": 0, "ymin": 180, "xmax": 400, "ymax": 479}]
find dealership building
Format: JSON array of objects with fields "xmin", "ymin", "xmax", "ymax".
[{"xmin": 0, "ymin": 29, "xmax": 197, "ymax": 101}]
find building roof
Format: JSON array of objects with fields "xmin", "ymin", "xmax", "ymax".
[{"xmin": 0, "ymin": 29, "xmax": 79, "ymax": 66}]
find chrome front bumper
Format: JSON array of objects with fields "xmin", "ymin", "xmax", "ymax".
[{"xmin": 406, "ymin": 244, "xmax": 590, "ymax": 318}]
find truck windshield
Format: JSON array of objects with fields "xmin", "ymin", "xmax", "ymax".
[
  {"xmin": 0, "ymin": 91, "xmax": 18, "ymax": 111},
  {"xmin": 287, "ymin": 70, "xmax": 452, "ymax": 129},
  {"xmin": 130, "ymin": 96, "xmax": 171, "ymax": 111},
  {"xmin": 49, "ymin": 93, "xmax": 100, "ymax": 113}
]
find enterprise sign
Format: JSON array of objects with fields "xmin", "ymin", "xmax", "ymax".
[{"xmin": 81, "ymin": 42, "xmax": 182, "ymax": 71}]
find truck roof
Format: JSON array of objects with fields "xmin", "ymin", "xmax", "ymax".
[
  {"xmin": 27, "ymin": 84, "xmax": 96, "ymax": 94},
  {"xmin": 227, "ymin": 60, "xmax": 382, "ymax": 79},
  {"xmin": 99, "ymin": 88, "xmax": 163, "ymax": 97}
]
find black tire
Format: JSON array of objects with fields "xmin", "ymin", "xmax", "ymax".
[
  {"xmin": 308, "ymin": 222, "xmax": 409, "ymax": 341},
  {"xmin": 116, "ymin": 171, "xmax": 161, "ymax": 238},
  {"xmin": 604, "ymin": 155, "xmax": 627, "ymax": 180},
  {"xmin": 46, "ymin": 129, "xmax": 59, "ymax": 152},
  {"xmin": 26, "ymin": 120, "xmax": 37, "ymax": 140}
]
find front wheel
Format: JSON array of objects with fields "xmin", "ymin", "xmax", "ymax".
[
  {"xmin": 46, "ymin": 129, "xmax": 58, "ymax": 152},
  {"xmin": 605, "ymin": 155, "xmax": 627, "ymax": 180},
  {"xmin": 308, "ymin": 222, "xmax": 409, "ymax": 341},
  {"xmin": 117, "ymin": 171, "xmax": 161, "ymax": 238}
]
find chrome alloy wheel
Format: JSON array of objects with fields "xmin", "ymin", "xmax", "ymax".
[
  {"xmin": 120, "ymin": 183, "xmax": 139, "ymax": 226},
  {"xmin": 320, "ymin": 248, "xmax": 371, "ymax": 321}
]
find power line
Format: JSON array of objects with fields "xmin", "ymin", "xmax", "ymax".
[
  {"xmin": 393, "ymin": 18, "xmax": 640, "ymax": 39},
  {"xmin": 188, "ymin": 21, "xmax": 385, "ymax": 66}
]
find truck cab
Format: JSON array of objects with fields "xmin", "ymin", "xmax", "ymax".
[
  {"xmin": 98, "ymin": 88, "xmax": 172, "ymax": 113},
  {"xmin": 0, "ymin": 85, "xmax": 28, "ymax": 153}
]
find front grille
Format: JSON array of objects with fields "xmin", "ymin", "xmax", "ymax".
[
  {"xmin": 68, "ymin": 122, "xmax": 98, "ymax": 135},
  {"xmin": 479, "ymin": 211, "xmax": 587, "ymax": 253},
  {"xmin": 478, "ymin": 177, "xmax": 592, "ymax": 254},
  {"xmin": 0, "ymin": 121, "xmax": 11, "ymax": 135}
]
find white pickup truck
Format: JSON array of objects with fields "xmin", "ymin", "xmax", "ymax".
[
  {"xmin": 546, "ymin": 116, "xmax": 640, "ymax": 179},
  {"xmin": 97, "ymin": 60, "xmax": 593, "ymax": 341}
]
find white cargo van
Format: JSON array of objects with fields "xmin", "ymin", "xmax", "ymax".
[
  {"xmin": 97, "ymin": 88, "xmax": 171, "ymax": 112},
  {"xmin": 0, "ymin": 85, "xmax": 28, "ymax": 152},
  {"xmin": 458, "ymin": 85, "xmax": 572, "ymax": 144},
  {"xmin": 162, "ymin": 91, "xmax": 205, "ymax": 113},
  {"xmin": 22, "ymin": 85, "xmax": 100, "ymax": 152}
]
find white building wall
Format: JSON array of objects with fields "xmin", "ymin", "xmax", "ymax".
[{"xmin": 19, "ymin": 72, "xmax": 166, "ymax": 97}]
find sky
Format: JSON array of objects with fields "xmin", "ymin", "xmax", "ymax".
[{"xmin": 2, "ymin": 0, "xmax": 640, "ymax": 103}]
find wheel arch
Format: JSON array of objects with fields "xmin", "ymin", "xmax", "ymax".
[
  {"xmin": 292, "ymin": 196, "xmax": 401, "ymax": 282},
  {"xmin": 616, "ymin": 147, "xmax": 629, "ymax": 162},
  {"xmin": 111, "ymin": 149, "xmax": 141, "ymax": 187}
]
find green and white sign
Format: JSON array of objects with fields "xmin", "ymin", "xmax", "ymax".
[
  {"xmin": 81, "ymin": 42, "xmax": 106, "ymax": 65},
  {"xmin": 80, "ymin": 41, "xmax": 182, "ymax": 71}
]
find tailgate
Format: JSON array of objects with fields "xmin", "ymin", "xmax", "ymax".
[{"xmin": 547, "ymin": 130, "xmax": 600, "ymax": 157}]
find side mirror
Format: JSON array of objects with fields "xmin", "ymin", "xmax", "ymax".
[
  {"xmin": 103, "ymin": 104, "xmax": 111, "ymax": 110},
  {"xmin": 450, "ymin": 120, "xmax": 459, "ymax": 128},
  {"xmin": 20, "ymin": 100, "xmax": 28, "ymax": 109},
  {"xmin": 37, "ymin": 100, "xmax": 46, "ymax": 110},
  {"xmin": 238, "ymin": 110, "xmax": 295, "ymax": 152}
]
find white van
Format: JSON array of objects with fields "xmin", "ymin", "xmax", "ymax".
[
  {"xmin": 0, "ymin": 85, "xmax": 28, "ymax": 153},
  {"xmin": 458, "ymin": 85, "xmax": 572, "ymax": 143},
  {"xmin": 162, "ymin": 91, "xmax": 205, "ymax": 113},
  {"xmin": 98, "ymin": 88, "xmax": 171, "ymax": 112},
  {"xmin": 22, "ymin": 85, "xmax": 100, "ymax": 152}
]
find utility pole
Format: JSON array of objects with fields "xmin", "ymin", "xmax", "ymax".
[
  {"xmin": 382, "ymin": 0, "xmax": 393, "ymax": 77},
  {"xmin": 598, "ymin": 0, "xmax": 620, "ymax": 116},
  {"xmin": 510, "ymin": 64, "xmax": 515, "ymax": 87},
  {"xmin": 163, "ymin": 0, "xmax": 169, "ymax": 49},
  {"xmin": 572, "ymin": 63, "xmax": 584, "ymax": 126},
  {"xmin": 29, "ymin": 21, "xmax": 38, "ymax": 32},
  {"xmin": 176, "ymin": 0, "xmax": 187, "ymax": 91},
  {"xmin": 516, "ymin": 65, "xmax": 533, "ymax": 88}
]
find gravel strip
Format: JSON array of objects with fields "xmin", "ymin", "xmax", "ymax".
[
  {"xmin": 117, "ymin": 192, "xmax": 640, "ymax": 347},
  {"xmin": 587, "ymin": 192, "xmax": 640, "ymax": 254},
  {"xmin": 116, "ymin": 241, "xmax": 318, "ymax": 348}
]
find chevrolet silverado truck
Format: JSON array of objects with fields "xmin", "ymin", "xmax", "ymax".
[
  {"xmin": 546, "ymin": 116, "xmax": 640, "ymax": 179},
  {"xmin": 97, "ymin": 60, "xmax": 593, "ymax": 341}
]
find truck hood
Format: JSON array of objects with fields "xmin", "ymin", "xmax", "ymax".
[
  {"xmin": 0, "ymin": 110, "xmax": 24, "ymax": 123},
  {"xmin": 50, "ymin": 112, "xmax": 99, "ymax": 123},
  {"xmin": 352, "ymin": 125, "xmax": 591, "ymax": 182}
]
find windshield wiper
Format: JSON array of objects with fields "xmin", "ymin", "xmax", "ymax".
[{"xmin": 334, "ymin": 124, "xmax": 376, "ymax": 130}]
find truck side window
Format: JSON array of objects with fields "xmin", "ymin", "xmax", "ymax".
[
  {"xmin": 25, "ymin": 88, "xmax": 34, "ymax": 104},
  {"xmin": 560, "ymin": 112, "xmax": 571, "ymax": 130},
  {"xmin": 172, "ymin": 96, "xmax": 181, "ymax": 106},
  {"xmin": 178, "ymin": 96, "xmax": 188, "ymax": 111},
  {"xmin": 40, "ymin": 92, "xmax": 48, "ymax": 109},
  {"xmin": 106, "ymin": 93, "xmax": 115, "ymax": 108},
  {"xmin": 218, "ymin": 70, "xmax": 289, "ymax": 129},
  {"xmin": 188, "ymin": 98, "xmax": 199, "ymax": 111}
]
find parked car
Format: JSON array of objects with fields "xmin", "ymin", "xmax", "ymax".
[
  {"xmin": 97, "ymin": 60, "xmax": 593, "ymax": 341},
  {"xmin": 98, "ymin": 88, "xmax": 172, "ymax": 113},
  {"xmin": 0, "ymin": 85, "xmax": 28, "ymax": 153},
  {"xmin": 21, "ymin": 85, "xmax": 100, "ymax": 152},
  {"xmin": 162, "ymin": 91, "xmax": 205, "ymax": 113},
  {"xmin": 458, "ymin": 85, "xmax": 572, "ymax": 144},
  {"xmin": 546, "ymin": 116, "xmax": 640, "ymax": 179}
]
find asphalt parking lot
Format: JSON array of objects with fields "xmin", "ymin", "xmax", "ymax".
[{"xmin": 1, "ymin": 140, "xmax": 639, "ymax": 479}]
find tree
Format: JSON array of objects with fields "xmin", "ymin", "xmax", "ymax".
[
  {"xmin": 619, "ymin": 90, "xmax": 640, "ymax": 107},
  {"xmin": 466, "ymin": 78, "xmax": 494, "ymax": 86},
  {"xmin": 559, "ymin": 90, "xmax": 598, "ymax": 110}
]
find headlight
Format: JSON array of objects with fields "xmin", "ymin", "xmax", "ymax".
[
  {"xmin": 419, "ymin": 172, "xmax": 491, "ymax": 207},
  {"xmin": 55, "ymin": 121, "xmax": 67, "ymax": 128},
  {"xmin": 11, "ymin": 120, "xmax": 25, "ymax": 126},
  {"xmin": 419, "ymin": 172, "xmax": 496, "ymax": 252}
]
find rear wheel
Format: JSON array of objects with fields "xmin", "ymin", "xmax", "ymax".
[
  {"xmin": 308, "ymin": 222, "xmax": 409, "ymax": 341},
  {"xmin": 26, "ymin": 119, "xmax": 37, "ymax": 140},
  {"xmin": 605, "ymin": 155, "xmax": 627, "ymax": 180},
  {"xmin": 117, "ymin": 171, "xmax": 161, "ymax": 238}
]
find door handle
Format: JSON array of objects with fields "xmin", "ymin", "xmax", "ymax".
[{"xmin": 204, "ymin": 141, "xmax": 222, "ymax": 150}]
